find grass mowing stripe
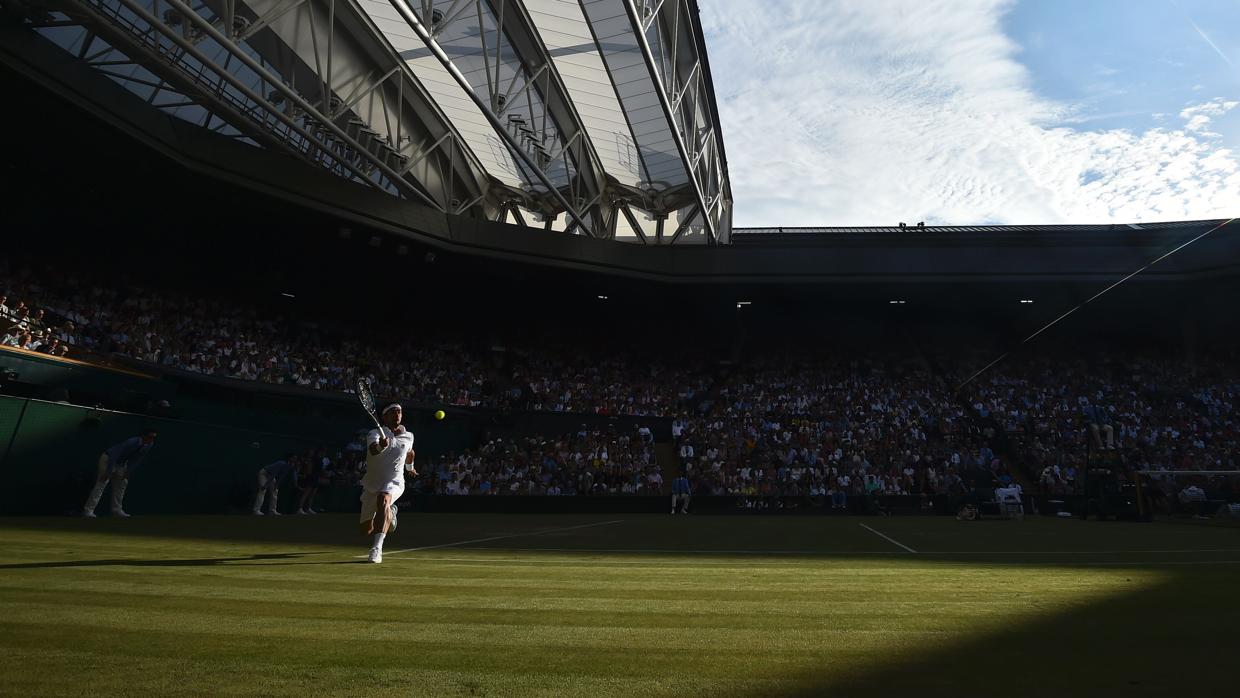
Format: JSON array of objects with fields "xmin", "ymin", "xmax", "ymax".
[
  {"xmin": 0, "ymin": 646, "xmax": 807, "ymax": 698},
  {"xmin": 0, "ymin": 604, "xmax": 978, "ymax": 651},
  {"xmin": 375, "ymin": 519, "xmax": 626, "ymax": 556},
  {"xmin": 0, "ymin": 621, "xmax": 930, "ymax": 677},
  {"xmin": 0, "ymin": 588, "xmax": 1049, "ymax": 631}
]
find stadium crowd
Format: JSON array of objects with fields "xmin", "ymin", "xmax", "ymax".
[
  {"xmin": 1, "ymin": 292, "xmax": 73, "ymax": 357},
  {"xmin": 5, "ymin": 264, "xmax": 1238, "ymax": 503},
  {"xmin": 962, "ymin": 355, "xmax": 1240, "ymax": 498},
  {"xmin": 419, "ymin": 425, "xmax": 660, "ymax": 496},
  {"xmin": 0, "ymin": 268, "xmax": 700, "ymax": 416},
  {"xmin": 669, "ymin": 358, "xmax": 1015, "ymax": 507}
]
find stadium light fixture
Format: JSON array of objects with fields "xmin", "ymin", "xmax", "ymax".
[
  {"xmin": 889, "ymin": 300, "xmax": 906, "ymax": 305},
  {"xmin": 736, "ymin": 301, "xmax": 752, "ymax": 309},
  {"xmin": 597, "ymin": 295, "xmax": 609, "ymax": 300},
  {"xmin": 1020, "ymin": 299, "xmax": 1035, "ymax": 304},
  {"xmin": 281, "ymin": 292, "xmax": 295, "ymax": 299}
]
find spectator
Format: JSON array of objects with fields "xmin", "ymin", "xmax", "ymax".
[{"xmin": 1083, "ymin": 401, "xmax": 1115, "ymax": 451}]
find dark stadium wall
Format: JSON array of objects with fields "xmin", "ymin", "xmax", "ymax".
[
  {"xmin": 0, "ymin": 395, "xmax": 324, "ymax": 515},
  {"xmin": 0, "ymin": 350, "xmax": 673, "ymax": 515},
  {"xmin": 0, "ymin": 350, "xmax": 175, "ymax": 408}
]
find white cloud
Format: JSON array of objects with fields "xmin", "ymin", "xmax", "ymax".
[
  {"xmin": 701, "ymin": 0, "xmax": 1240, "ymax": 226},
  {"xmin": 1179, "ymin": 98, "xmax": 1238, "ymax": 135}
]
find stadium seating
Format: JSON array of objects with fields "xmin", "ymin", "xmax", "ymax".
[{"xmin": 3, "ymin": 266, "xmax": 1237, "ymax": 506}]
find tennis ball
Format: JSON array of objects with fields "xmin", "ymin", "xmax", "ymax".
[{"xmin": 434, "ymin": 410, "xmax": 446, "ymax": 420}]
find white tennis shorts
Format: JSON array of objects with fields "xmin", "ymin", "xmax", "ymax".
[{"xmin": 359, "ymin": 486, "xmax": 403, "ymax": 524}]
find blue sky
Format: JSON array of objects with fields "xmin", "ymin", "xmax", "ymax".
[{"xmin": 701, "ymin": 0, "xmax": 1240, "ymax": 227}]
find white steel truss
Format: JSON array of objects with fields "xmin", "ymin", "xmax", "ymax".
[
  {"xmin": 622, "ymin": 0, "xmax": 730, "ymax": 243},
  {"xmin": 8, "ymin": 0, "xmax": 732, "ymax": 243}
]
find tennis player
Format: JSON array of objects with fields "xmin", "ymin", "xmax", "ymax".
[{"xmin": 361, "ymin": 403, "xmax": 416, "ymax": 563}]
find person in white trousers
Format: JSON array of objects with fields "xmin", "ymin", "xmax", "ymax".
[{"xmin": 82, "ymin": 429, "xmax": 157, "ymax": 518}]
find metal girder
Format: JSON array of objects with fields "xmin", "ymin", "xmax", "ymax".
[
  {"xmin": 16, "ymin": 0, "xmax": 506, "ymax": 215},
  {"xmin": 24, "ymin": 0, "xmax": 398, "ymax": 190},
  {"xmin": 617, "ymin": 203, "xmax": 649, "ymax": 244},
  {"xmin": 624, "ymin": 0, "xmax": 729, "ymax": 244},
  {"xmin": 13, "ymin": 0, "xmax": 733, "ymax": 244},
  {"xmin": 153, "ymin": 0, "xmax": 455, "ymax": 205},
  {"xmin": 385, "ymin": 0, "xmax": 613, "ymax": 238},
  {"xmin": 210, "ymin": 0, "xmax": 493, "ymax": 213},
  {"xmin": 487, "ymin": 0, "xmax": 615, "ymax": 235}
]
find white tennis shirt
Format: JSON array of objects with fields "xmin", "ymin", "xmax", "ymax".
[{"xmin": 364, "ymin": 426, "xmax": 415, "ymax": 495}]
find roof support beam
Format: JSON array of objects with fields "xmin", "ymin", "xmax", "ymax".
[
  {"xmin": 225, "ymin": 0, "xmax": 492, "ymax": 211},
  {"xmin": 46, "ymin": 0, "xmax": 435, "ymax": 203},
  {"xmin": 485, "ymin": 0, "xmax": 612, "ymax": 224},
  {"xmin": 385, "ymin": 0, "xmax": 605, "ymax": 237},
  {"xmin": 97, "ymin": 0, "xmax": 453, "ymax": 207},
  {"xmin": 622, "ymin": 0, "xmax": 717, "ymax": 244},
  {"xmin": 619, "ymin": 204, "xmax": 650, "ymax": 244},
  {"xmin": 668, "ymin": 205, "xmax": 700, "ymax": 244}
]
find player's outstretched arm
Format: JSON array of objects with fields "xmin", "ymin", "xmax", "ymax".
[{"xmin": 368, "ymin": 428, "xmax": 389, "ymax": 455}]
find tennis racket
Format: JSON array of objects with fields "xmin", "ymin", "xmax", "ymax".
[{"xmin": 356, "ymin": 378, "xmax": 384, "ymax": 432}]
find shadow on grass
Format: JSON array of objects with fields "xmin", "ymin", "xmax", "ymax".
[
  {"xmin": 0, "ymin": 552, "xmax": 353, "ymax": 569},
  {"xmin": 771, "ymin": 562, "xmax": 1237, "ymax": 697}
]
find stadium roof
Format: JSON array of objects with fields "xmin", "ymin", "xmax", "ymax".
[
  {"xmin": 6, "ymin": 0, "xmax": 731, "ymax": 243},
  {"xmin": 731, "ymin": 219, "xmax": 1227, "ymax": 244},
  {"xmin": 5, "ymin": 0, "xmax": 1229, "ymax": 261}
]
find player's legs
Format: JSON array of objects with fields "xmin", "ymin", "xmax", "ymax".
[
  {"xmin": 358, "ymin": 491, "xmax": 378, "ymax": 535},
  {"xmin": 373, "ymin": 492, "xmax": 394, "ymax": 533},
  {"xmin": 1089, "ymin": 423, "xmax": 1103, "ymax": 450},
  {"xmin": 681, "ymin": 494, "xmax": 690, "ymax": 514},
  {"xmin": 670, "ymin": 494, "xmax": 678, "ymax": 514},
  {"xmin": 1102, "ymin": 424, "xmax": 1115, "ymax": 449},
  {"xmin": 364, "ymin": 492, "xmax": 394, "ymax": 563},
  {"xmin": 82, "ymin": 453, "xmax": 110, "ymax": 517}
]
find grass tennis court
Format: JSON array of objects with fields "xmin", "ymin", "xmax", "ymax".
[{"xmin": 1, "ymin": 514, "xmax": 1237, "ymax": 697}]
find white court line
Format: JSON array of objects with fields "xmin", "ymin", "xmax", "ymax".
[
  {"xmin": 359, "ymin": 520, "xmax": 625, "ymax": 557},
  {"xmin": 443, "ymin": 547, "xmax": 909, "ymax": 555},
  {"xmin": 858, "ymin": 523, "xmax": 918, "ymax": 553},
  {"xmin": 404, "ymin": 546, "xmax": 1240, "ymax": 556},
  {"xmin": 926, "ymin": 548, "xmax": 1240, "ymax": 555},
  {"xmin": 1071, "ymin": 560, "xmax": 1240, "ymax": 567},
  {"xmin": 377, "ymin": 555, "xmax": 1240, "ymax": 568}
]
